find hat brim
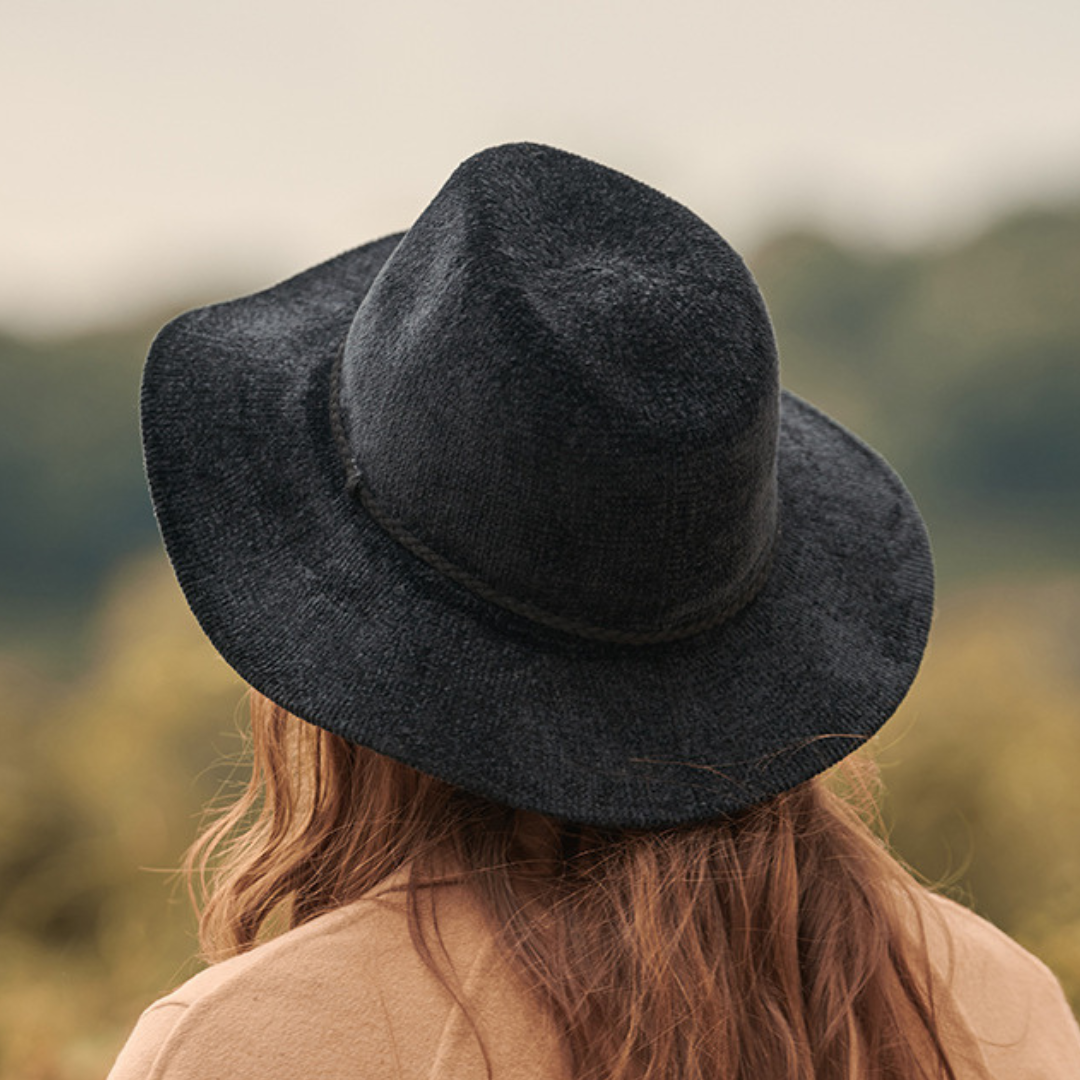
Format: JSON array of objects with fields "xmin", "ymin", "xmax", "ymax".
[{"xmin": 142, "ymin": 234, "xmax": 933, "ymax": 828}]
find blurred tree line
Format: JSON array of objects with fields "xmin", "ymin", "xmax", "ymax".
[
  {"xmin": 755, "ymin": 202, "xmax": 1080, "ymax": 578},
  {"xmin": 1, "ymin": 201, "xmax": 1078, "ymax": 1078}
]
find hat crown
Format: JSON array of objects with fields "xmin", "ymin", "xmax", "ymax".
[{"xmin": 337, "ymin": 143, "xmax": 780, "ymax": 639}]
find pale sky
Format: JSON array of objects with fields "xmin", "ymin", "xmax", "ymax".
[{"xmin": 3, "ymin": 0, "xmax": 1079, "ymax": 335}]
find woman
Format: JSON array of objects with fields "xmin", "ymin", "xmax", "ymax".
[{"xmin": 110, "ymin": 143, "xmax": 1079, "ymax": 1078}]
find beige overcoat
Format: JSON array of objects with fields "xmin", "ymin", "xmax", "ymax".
[{"xmin": 109, "ymin": 874, "xmax": 1080, "ymax": 1079}]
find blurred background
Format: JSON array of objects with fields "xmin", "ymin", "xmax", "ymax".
[{"xmin": 2, "ymin": 0, "xmax": 1079, "ymax": 1075}]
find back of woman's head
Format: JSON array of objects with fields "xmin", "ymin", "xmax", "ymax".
[
  {"xmin": 187, "ymin": 692, "xmax": 957, "ymax": 1080},
  {"xmin": 142, "ymin": 143, "xmax": 954, "ymax": 1080}
]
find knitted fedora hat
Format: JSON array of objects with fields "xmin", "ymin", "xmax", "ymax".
[{"xmin": 142, "ymin": 142, "xmax": 933, "ymax": 828}]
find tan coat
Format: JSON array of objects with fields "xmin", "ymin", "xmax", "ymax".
[{"xmin": 109, "ymin": 877, "xmax": 1080, "ymax": 1079}]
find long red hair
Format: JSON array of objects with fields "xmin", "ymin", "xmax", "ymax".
[{"xmin": 185, "ymin": 691, "xmax": 959, "ymax": 1080}]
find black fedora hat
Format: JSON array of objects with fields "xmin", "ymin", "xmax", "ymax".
[{"xmin": 141, "ymin": 142, "xmax": 933, "ymax": 828}]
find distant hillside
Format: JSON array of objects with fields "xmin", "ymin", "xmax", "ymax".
[
  {"xmin": 752, "ymin": 202, "xmax": 1080, "ymax": 578},
  {"xmin": 2, "ymin": 203, "xmax": 1078, "ymax": 653},
  {"xmin": 0, "ymin": 325, "xmax": 157, "ymax": 650}
]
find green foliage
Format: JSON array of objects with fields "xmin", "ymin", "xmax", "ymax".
[
  {"xmin": 751, "ymin": 201, "xmax": 1080, "ymax": 578},
  {"xmin": 0, "ymin": 558, "xmax": 244, "ymax": 1079},
  {"xmin": 880, "ymin": 581, "xmax": 1080, "ymax": 1005},
  {"xmin": 933, "ymin": 340, "xmax": 1080, "ymax": 508},
  {"xmin": 0, "ymin": 327, "xmax": 158, "ymax": 647}
]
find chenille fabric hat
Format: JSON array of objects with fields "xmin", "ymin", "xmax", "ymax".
[{"xmin": 141, "ymin": 142, "xmax": 933, "ymax": 828}]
